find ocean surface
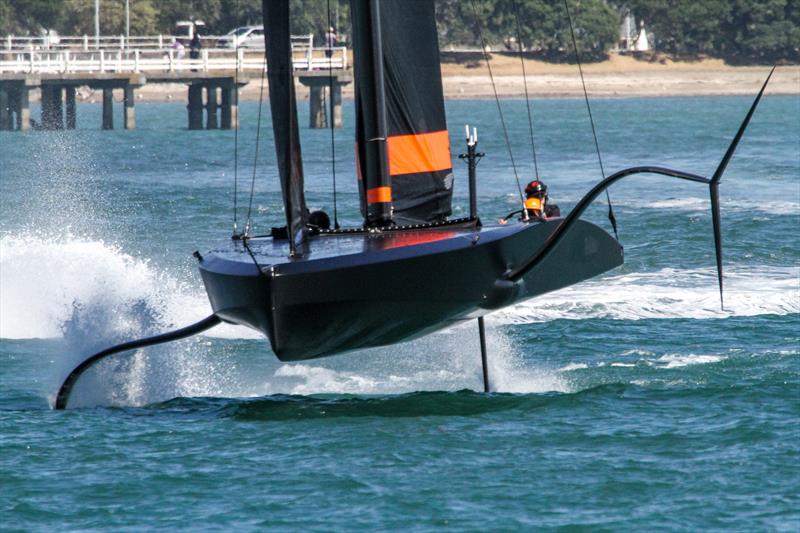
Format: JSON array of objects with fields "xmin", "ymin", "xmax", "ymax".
[{"xmin": 1, "ymin": 93, "xmax": 798, "ymax": 531}]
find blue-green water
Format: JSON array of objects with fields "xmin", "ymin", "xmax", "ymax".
[{"xmin": 1, "ymin": 95, "xmax": 798, "ymax": 530}]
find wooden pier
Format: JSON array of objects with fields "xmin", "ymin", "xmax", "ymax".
[{"xmin": 0, "ymin": 36, "xmax": 351, "ymax": 131}]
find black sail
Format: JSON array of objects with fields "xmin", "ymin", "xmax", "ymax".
[
  {"xmin": 263, "ymin": 0, "xmax": 308, "ymax": 253},
  {"xmin": 351, "ymin": 0, "xmax": 454, "ymax": 226}
]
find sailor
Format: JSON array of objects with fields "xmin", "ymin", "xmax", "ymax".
[
  {"xmin": 499, "ymin": 179, "xmax": 560, "ymax": 223},
  {"xmin": 308, "ymin": 210, "xmax": 331, "ymax": 231},
  {"xmin": 523, "ymin": 180, "xmax": 560, "ymax": 218}
]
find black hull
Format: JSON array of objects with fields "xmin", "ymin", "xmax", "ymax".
[{"xmin": 199, "ymin": 219, "xmax": 622, "ymax": 361}]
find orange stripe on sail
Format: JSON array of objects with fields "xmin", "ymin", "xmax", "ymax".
[
  {"xmin": 387, "ymin": 130, "xmax": 451, "ymax": 176},
  {"xmin": 367, "ymin": 186, "xmax": 392, "ymax": 204}
]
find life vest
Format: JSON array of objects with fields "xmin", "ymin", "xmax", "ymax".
[{"xmin": 524, "ymin": 196, "xmax": 543, "ymax": 216}]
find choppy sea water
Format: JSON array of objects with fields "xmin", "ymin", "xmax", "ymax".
[{"xmin": 1, "ymin": 94, "xmax": 798, "ymax": 530}]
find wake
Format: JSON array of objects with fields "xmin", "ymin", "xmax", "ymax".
[{"xmin": 1, "ymin": 235, "xmax": 796, "ymax": 341}]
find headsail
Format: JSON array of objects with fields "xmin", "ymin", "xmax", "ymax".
[
  {"xmin": 263, "ymin": 0, "xmax": 308, "ymax": 253},
  {"xmin": 351, "ymin": 0, "xmax": 454, "ymax": 226}
]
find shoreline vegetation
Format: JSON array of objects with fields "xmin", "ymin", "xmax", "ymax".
[
  {"xmin": 126, "ymin": 53, "xmax": 799, "ymax": 102},
  {"xmin": 6, "ymin": 1, "xmax": 798, "ymax": 102}
]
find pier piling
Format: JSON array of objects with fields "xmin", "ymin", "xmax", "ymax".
[
  {"xmin": 309, "ymin": 85, "xmax": 326, "ymax": 129},
  {"xmin": 0, "ymin": 88, "xmax": 8, "ymax": 130},
  {"xmin": 187, "ymin": 84, "xmax": 204, "ymax": 130},
  {"xmin": 18, "ymin": 86, "xmax": 30, "ymax": 131},
  {"xmin": 123, "ymin": 85, "xmax": 135, "ymax": 130},
  {"xmin": 298, "ymin": 72, "xmax": 351, "ymax": 129},
  {"xmin": 42, "ymin": 86, "xmax": 64, "ymax": 130},
  {"xmin": 331, "ymin": 83, "xmax": 343, "ymax": 128},
  {"xmin": 206, "ymin": 85, "xmax": 218, "ymax": 130},
  {"xmin": 102, "ymin": 87, "xmax": 114, "ymax": 129},
  {"xmin": 65, "ymin": 86, "xmax": 76, "ymax": 129},
  {"xmin": 220, "ymin": 84, "xmax": 236, "ymax": 129}
]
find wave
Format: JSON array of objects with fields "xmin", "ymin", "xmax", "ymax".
[
  {"xmin": 2, "ymin": 236, "xmax": 796, "ymax": 343},
  {"xmin": 0, "ymin": 234, "xmax": 569, "ymax": 406},
  {"xmin": 1, "ymin": 234, "xmax": 795, "ymax": 407},
  {"xmin": 58, "ymin": 317, "xmax": 570, "ymax": 408},
  {"xmin": 510, "ymin": 193, "xmax": 799, "ymax": 216},
  {"xmin": 638, "ymin": 197, "xmax": 799, "ymax": 215},
  {"xmin": 557, "ymin": 352, "xmax": 726, "ymax": 372},
  {"xmin": 491, "ymin": 266, "xmax": 799, "ymax": 324}
]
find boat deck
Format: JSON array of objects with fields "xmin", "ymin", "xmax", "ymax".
[{"xmin": 203, "ymin": 219, "xmax": 531, "ymax": 269}]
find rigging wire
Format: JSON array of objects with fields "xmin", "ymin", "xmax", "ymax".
[
  {"xmin": 511, "ymin": 0, "xmax": 540, "ymax": 182},
  {"xmin": 244, "ymin": 54, "xmax": 269, "ymax": 237},
  {"xmin": 563, "ymin": 0, "xmax": 619, "ymax": 240},
  {"xmin": 469, "ymin": 0, "xmax": 527, "ymax": 214},
  {"xmin": 327, "ymin": 0, "xmax": 340, "ymax": 229}
]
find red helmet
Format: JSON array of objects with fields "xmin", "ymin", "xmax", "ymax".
[{"xmin": 525, "ymin": 180, "xmax": 547, "ymax": 196}]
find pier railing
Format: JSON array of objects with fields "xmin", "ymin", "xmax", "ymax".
[
  {"xmin": 3, "ymin": 34, "xmax": 313, "ymax": 52},
  {"xmin": 0, "ymin": 33, "xmax": 348, "ymax": 75},
  {"xmin": 0, "ymin": 46, "xmax": 348, "ymax": 75},
  {"xmin": 0, "ymin": 34, "xmax": 352, "ymax": 132}
]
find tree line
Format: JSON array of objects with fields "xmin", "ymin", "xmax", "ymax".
[{"xmin": 0, "ymin": 0, "xmax": 797, "ymax": 62}]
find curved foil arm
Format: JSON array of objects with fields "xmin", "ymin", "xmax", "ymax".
[
  {"xmin": 504, "ymin": 166, "xmax": 710, "ymax": 283},
  {"xmin": 54, "ymin": 315, "xmax": 222, "ymax": 410},
  {"xmin": 506, "ymin": 66, "xmax": 775, "ymax": 310}
]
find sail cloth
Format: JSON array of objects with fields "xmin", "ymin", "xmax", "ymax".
[
  {"xmin": 351, "ymin": 0, "xmax": 454, "ymax": 226},
  {"xmin": 263, "ymin": 0, "xmax": 308, "ymax": 253}
]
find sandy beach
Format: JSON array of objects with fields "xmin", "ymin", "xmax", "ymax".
[
  {"xmin": 128, "ymin": 53, "xmax": 798, "ymax": 102},
  {"xmin": 440, "ymin": 54, "xmax": 799, "ymax": 98}
]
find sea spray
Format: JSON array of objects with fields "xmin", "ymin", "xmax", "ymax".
[
  {"xmin": 491, "ymin": 266, "xmax": 800, "ymax": 324},
  {"xmin": 3, "ymin": 233, "xmax": 795, "ymax": 407},
  {"xmin": 256, "ymin": 324, "xmax": 570, "ymax": 396},
  {"xmin": 0, "ymin": 233, "xmax": 251, "ymax": 340}
]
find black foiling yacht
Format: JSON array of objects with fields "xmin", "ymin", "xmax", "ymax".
[{"xmin": 54, "ymin": 0, "xmax": 773, "ymax": 409}]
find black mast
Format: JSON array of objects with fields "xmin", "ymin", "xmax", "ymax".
[
  {"xmin": 263, "ymin": 0, "xmax": 308, "ymax": 254},
  {"xmin": 351, "ymin": 0, "xmax": 392, "ymax": 226}
]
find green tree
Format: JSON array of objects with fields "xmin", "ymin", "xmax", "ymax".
[
  {"xmin": 59, "ymin": 0, "xmax": 159, "ymax": 36},
  {"xmin": 0, "ymin": 0, "xmax": 65, "ymax": 35},
  {"xmin": 489, "ymin": 0, "xmax": 618, "ymax": 57},
  {"xmin": 436, "ymin": 0, "xmax": 501, "ymax": 47},
  {"xmin": 153, "ymin": 0, "xmax": 222, "ymax": 33},
  {"xmin": 560, "ymin": 0, "xmax": 620, "ymax": 54},
  {"xmin": 625, "ymin": 0, "xmax": 731, "ymax": 56},
  {"xmin": 150, "ymin": 0, "xmax": 348, "ymax": 41},
  {"xmin": 723, "ymin": 0, "xmax": 800, "ymax": 61},
  {"xmin": 435, "ymin": 0, "xmax": 485, "ymax": 47}
]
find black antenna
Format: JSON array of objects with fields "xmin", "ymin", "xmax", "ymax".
[
  {"xmin": 563, "ymin": 0, "xmax": 618, "ymax": 240},
  {"xmin": 469, "ymin": 0, "xmax": 527, "ymax": 218},
  {"xmin": 327, "ymin": 0, "xmax": 340, "ymax": 229},
  {"xmin": 232, "ymin": 0, "xmax": 240, "ymax": 236}
]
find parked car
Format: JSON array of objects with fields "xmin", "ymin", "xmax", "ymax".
[
  {"xmin": 174, "ymin": 20, "xmax": 205, "ymax": 46},
  {"xmin": 217, "ymin": 26, "xmax": 265, "ymax": 49}
]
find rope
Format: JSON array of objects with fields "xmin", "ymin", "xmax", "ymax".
[
  {"xmin": 563, "ymin": 0, "xmax": 619, "ymax": 240},
  {"xmin": 469, "ymin": 0, "xmax": 526, "ymax": 214},
  {"xmin": 327, "ymin": 0, "xmax": 340, "ymax": 229},
  {"xmin": 511, "ymin": 0, "xmax": 540, "ymax": 182},
  {"xmin": 245, "ymin": 54, "xmax": 268, "ymax": 237}
]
